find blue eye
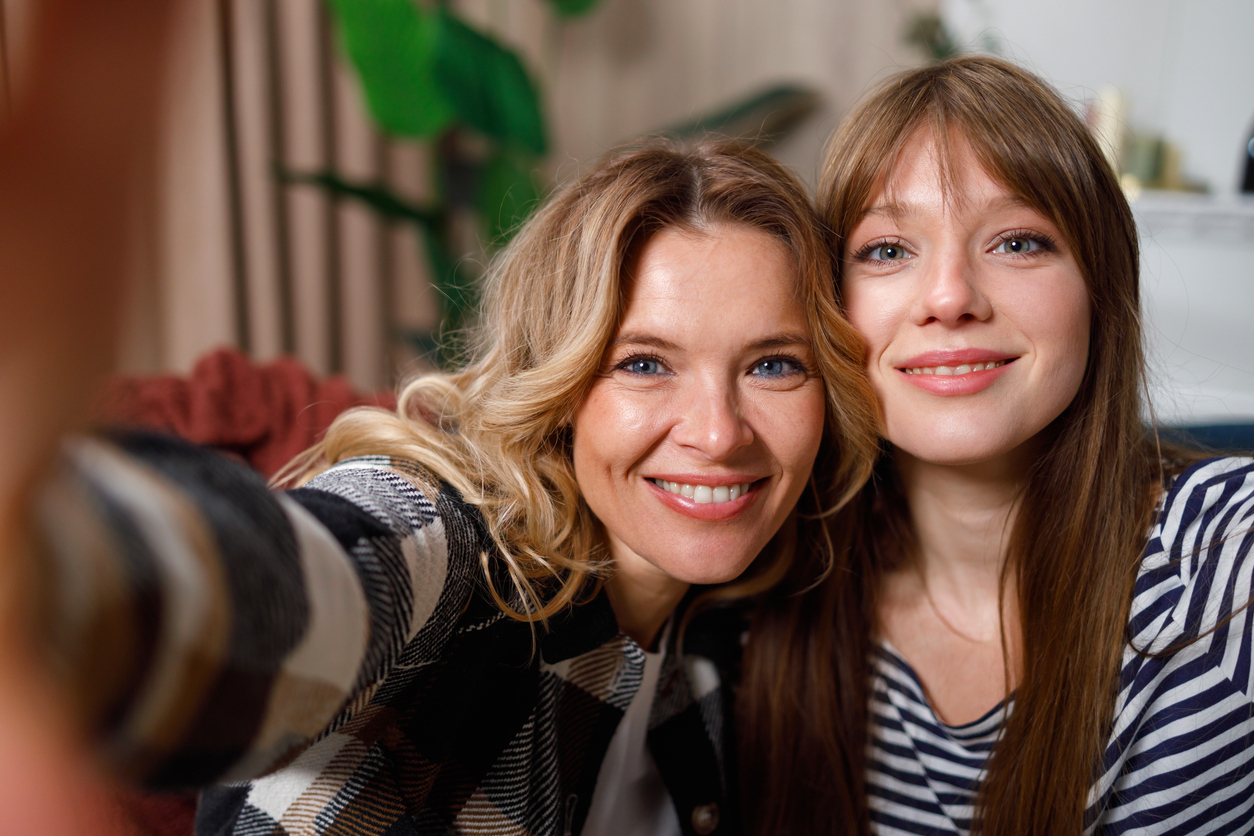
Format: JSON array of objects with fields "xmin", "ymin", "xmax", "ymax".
[
  {"xmin": 993, "ymin": 236, "xmax": 1043, "ymax": 254},
  {"xmin": 752, "ymin": 357, "xmax": 802, "ymax": 378},
  {"xmin": 619, "ymin": 356, "xmax": 664, "ymax": 375}
]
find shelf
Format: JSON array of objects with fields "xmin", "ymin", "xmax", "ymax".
[{"xmin": 1131, "ymin": 191, "xmax": 1254, "ymax": 244}]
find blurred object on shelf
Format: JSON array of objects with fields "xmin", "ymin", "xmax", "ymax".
[
  {"xmin": 1122, "ymin": 133, "xmax": 1161, "ymax": 188},
  {"xmin": 1086, "ymin": 84, "xmax": 1127, "ymax": 174},
  {"xmin": 1119, "ymin": 133, "xmax": 1207, "ymax": 195},
  {"xmin": 1241, "ymin": 117, "xmax": 1254, "ymax": 193},
  {"xmin": 1086, "ymin": 85, "xmax": 1207, "ymax": 195}
]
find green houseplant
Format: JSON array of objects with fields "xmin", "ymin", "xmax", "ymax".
[{"xmin": 297, "ymin": 0, "xmax": 819, "ymax": 365}]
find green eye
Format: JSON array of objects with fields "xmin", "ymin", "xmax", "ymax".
[{"xmin": 871, "ymin": 244, "xmax": 908, "ymax": 260}]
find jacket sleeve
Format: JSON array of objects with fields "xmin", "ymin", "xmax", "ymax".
[{"xmin": 35, "ymin": 431, "xmax": 483, "ymax": 788}]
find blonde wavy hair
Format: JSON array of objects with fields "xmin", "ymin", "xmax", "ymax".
[{"xmin": 293, "ymin": 138, "xmax": 879, "ymax": 624}]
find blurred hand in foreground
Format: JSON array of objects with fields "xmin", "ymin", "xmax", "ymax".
[{"xmin": 0, "ymin": 1, "xmax": 181, "ymax": 832}]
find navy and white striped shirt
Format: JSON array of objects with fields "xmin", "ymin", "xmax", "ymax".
[{"xmin": 867, "ymin": 457, "xmax": 1254, "ymax": 835}]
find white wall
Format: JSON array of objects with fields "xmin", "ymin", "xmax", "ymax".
[{"xmin": 941, "ymin": 0, "xmax": 1254, "ymax": 195}]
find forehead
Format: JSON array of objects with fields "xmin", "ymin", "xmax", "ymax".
[{"xmin": 617, "ymin": 224, "xmax": 807, "ymax": 334}]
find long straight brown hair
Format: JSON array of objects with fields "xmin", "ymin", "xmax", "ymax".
[{"xmin": 739, "ymin": 56, "xmax": 1184, "ymax": 834}]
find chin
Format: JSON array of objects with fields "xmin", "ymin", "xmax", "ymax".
[
  {"xmin": 894, "ymin": 428, "xmax": 1045, "ymax": 471},
  {"xmin": 665, "ymin": 553, "xmax": 759, "ymax": 586}
]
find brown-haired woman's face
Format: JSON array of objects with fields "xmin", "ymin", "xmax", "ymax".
[
  {"xmin": 571, "ymin": 223, "xmax": 825, "ymax": 586},
  {"xmin": 841, "ymin": 131, "xmax": 1091, "ymax": 468}
]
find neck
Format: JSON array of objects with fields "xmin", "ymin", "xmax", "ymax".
[
  {"xmin": 604, "ymin": 554, "xmax": 689, "ymax": 652},
  {"xmin": 895, "ymin": 447, "xmax": 1032, "ymax": 605}
]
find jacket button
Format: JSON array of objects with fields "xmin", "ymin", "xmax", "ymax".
[{"xmin": 691, "ymin": 803, "xmax": 719, "ymax": 834}]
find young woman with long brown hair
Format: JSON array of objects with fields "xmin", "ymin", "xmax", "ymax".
[{"xmin": 739, "ymin": 56, "xmax": 1254, "ymax": 835}]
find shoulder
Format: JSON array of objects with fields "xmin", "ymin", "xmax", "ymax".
[
  {"xmin": 1132, "ymin": 456, "xmax": 1254, "ymax": 651},
  {"xmin": 1098, "ymin": 458, "xmax": 1254, "ymax": 825},
  {"xmin": 290, "ymin": 455, "xmax": 490, "ymax": 556}
]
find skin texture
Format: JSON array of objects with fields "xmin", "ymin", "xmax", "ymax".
[
  {"xmin": 842, "ymin": 132, "xmax": 1091, "ymax": 724},
  {"xmin": 572, "ymin": 224, "xmax": 826, "ymax": 649}
]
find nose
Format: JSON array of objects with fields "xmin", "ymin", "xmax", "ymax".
[
  {"xmin": 671, "ymin": 378, "xmax": 755, "ymax": 460},
  {"xmin": 910, "ymin": 246, "xmax": 993, "ymax": 326}
]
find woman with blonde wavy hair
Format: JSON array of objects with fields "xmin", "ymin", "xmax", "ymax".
[
  {"xmin": 739, "ymin": 55, "xmax": 1254, "ymax": 835},
  {"xmin": 8, "ymin": 137, "xmax": 878, "ymax": 836}
]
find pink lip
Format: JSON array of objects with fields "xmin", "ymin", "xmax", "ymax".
[
  {"xmin": 894, "ymin": 349, "xmax": 1018, "ymax": 397},
  {"xmin": 645, "ymin": 477, "xmax": 762, "ymax": 521}
]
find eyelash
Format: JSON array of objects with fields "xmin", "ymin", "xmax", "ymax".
[
  {"xmin": 611, "ymin": 353, "xmax": 809, "ymax": 378},
  {"xmin": 990, "ymin": 229, "xmax": 1057, "ymax": 255},
  {"xmin": 613, "ymin": 354, "xmax": 668, "ymax": 376},
  {"xmin": 851, "ymin": 237, "xmax": 909, "ymax": 265},
  {"xmin": 752, "ymin": 354, "xmax": 808, "ymax": 378},
  {"xmin": 851, "ymin": 230, "xmax": 1059, "ymax": 264}
]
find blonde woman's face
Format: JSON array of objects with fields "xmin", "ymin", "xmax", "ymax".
[
  {"xmin": 572, "ymin": 224, "xmax": 826, "ymax": 588},
  {"xmin": 842, "ymin": 131, "xmax": 1091, "ymax": 469}
]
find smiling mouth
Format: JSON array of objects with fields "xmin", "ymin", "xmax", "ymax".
[
  {"xmin": 901, "ymin": 359, "xmax": 1014, "ymax": 376},
  {"xmin": 649, "ymin": 478, "xmax": 757, "ymax": 504}
]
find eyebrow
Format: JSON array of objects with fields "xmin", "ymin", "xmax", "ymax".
[{"xmin": 609, "ymin": 333, "xmax": 814, "ymax": 352}]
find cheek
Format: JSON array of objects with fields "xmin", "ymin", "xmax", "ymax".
[
  {"xmin": 842, "ymin": 280, "xmax": 898, "ymax": 364},
  {"xmin": 1034, "ymin": 278, "xmax": 1092, "ymax": 396},
  {"xmin": 570, "ymin": 385, "xmax": 656, "ymax": 483},
  {"xmin": 763, "ymin": 386, "xmax": 828, "ymax": 474}
]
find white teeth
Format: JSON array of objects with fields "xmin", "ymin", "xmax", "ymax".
[
  {"xmin": 904, "ymin": 360, "xmax": 1007, "ymax": 376},
  {"xmin": 652, "ymin": 479, "xmax": 753, "ymax": 503}
]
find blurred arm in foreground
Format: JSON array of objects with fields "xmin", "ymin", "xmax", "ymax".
[{"xmin": 0, "ymin": 2, "xmax": 180, "ymax": 833}]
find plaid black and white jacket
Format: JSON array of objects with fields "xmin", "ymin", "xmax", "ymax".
[{"xmin": 42, "ymin": 433, "xmax": 745, "ymax": 836}]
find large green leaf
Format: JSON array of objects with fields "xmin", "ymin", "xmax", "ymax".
[
  {"xmin": 478, "ymin": 151, "xmax": 543, "ymax": 248},
  {"xmin": 326, "ymin": 0, "xmax": 453, "ymax": 137},
  {"xmin": 431, "ymin": 8, "xmax": 547, "ymax": 155},
  {"xmin": 546, "ymin": 0, "xmax": 604, "ymax": 18}
]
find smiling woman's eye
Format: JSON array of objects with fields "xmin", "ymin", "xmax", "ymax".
[
  {"xmin": 615, "ymin": 355, "xmax": 666, "ymax": 376},
  {"xmin": 853, "ymin": 239, "xmax": 913, "ymax": 264},
  {"xmin": 993, "ymin": 236, "xmax": 1039, "ymax": 254},
  {"xmin": 991, "ymin": 231, "xmax": 1055, "ymax": 256},
  {"xmin": 751, "ymin": 356, "xmax": 805, "ymax": 378}
]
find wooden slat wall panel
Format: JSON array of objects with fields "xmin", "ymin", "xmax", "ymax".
[
  {"xmin": 160, "ymin": 0, "xmax": 236, "ymax": 374},
  {"xmin": 277, "ymin": 0, "xmax": 333, "ymax": 377},
  {"xmin": 333, "ymin": 29, "xmax": 388, "ymax": 389},
  {"xmin": 230, "ymin": 0, "xmax": 286, "ymax": 361}
]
